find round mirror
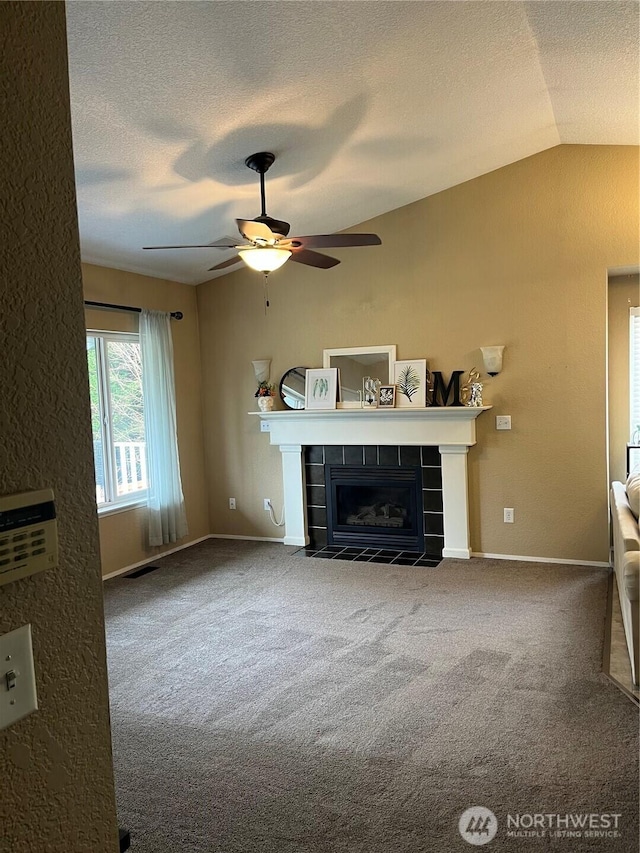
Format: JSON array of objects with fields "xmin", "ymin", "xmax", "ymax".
[{"xmin": 280, "ymin": 367, "xmax": 308, "ymax": 410}]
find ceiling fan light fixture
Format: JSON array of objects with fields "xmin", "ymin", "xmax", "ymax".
[{"xmin": 239, "ymin": 247, "xmax": 291, "ymax": 273}]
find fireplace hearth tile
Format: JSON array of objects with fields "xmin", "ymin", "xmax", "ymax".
[{"xmin": 293, "ymin": 544, "xmax": 442, "ymax": 567}]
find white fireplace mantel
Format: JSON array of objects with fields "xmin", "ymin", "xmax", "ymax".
[{"xmin": 249, "ymin": 407, "xmax": 491, "ymax": 559}]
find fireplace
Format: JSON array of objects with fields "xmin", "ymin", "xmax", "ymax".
[
  {"xmin": 326, "ymin": 465, "xmax": 423, "ymax": 551},
  {"xmin": 252, "ymin": 406, "xmax": 489, "ymax": 558},
  {"xmin": 305, "ymin": 444, "xmax": 444, "ymax": 556}
]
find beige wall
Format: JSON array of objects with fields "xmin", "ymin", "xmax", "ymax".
[
  {"xmin": 83, "ymin": 265, "xmax": 210, "ymax": 576},
  {"xmin": 0, "ymin": 4, "xmax": 118, "ymax": 850},
  {"xmin": 608, "ymin": 274, "xmax": 640, "ymax": 483},
  {"xmin": 197, "ymin": 145, "xmax": 639, "ymax": 563}
]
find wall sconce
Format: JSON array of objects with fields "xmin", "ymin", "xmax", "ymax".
[
  {"xmin": 252, "ymin": 359, "xmax": 271, "ymax": 383},
  {"xmin": 480, "ymin": 346, "xmax": 505, "ymax": 376}
]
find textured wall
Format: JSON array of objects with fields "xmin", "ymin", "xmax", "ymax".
[
  {"xmin": 83, "ymin": 264, "xmax": 210, "ymax": 576},
  {"xmin": 197, "ymin": 145, "xmax": 639, "ymax": 563},
  {"xmin": 0, "ymin": 5, "xmax": 119, "ymax": 850}
]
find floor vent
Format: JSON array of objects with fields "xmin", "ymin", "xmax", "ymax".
[{"xmin": 125, "ymin": 565, "xmax": 161, "ymax": 579}]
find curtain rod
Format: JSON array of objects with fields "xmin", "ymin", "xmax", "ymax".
[{"xmin": 84, "ymin": 300, "xmax": 183, "ymax": 320}]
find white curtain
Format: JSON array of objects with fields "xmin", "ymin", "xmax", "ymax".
[{"xmin": 140, "ymin": 309, "xmax": 188, "ymax": 546}]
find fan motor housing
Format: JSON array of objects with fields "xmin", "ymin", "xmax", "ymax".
[{"xmin": 253, "ymin": 214, "xmax": 290, "ymax": 237}]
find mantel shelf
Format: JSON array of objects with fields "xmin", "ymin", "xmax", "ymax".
[
  {"xmin": 250, "ymin": 406, "xmax": 490, "ymax": 450},
  {"xmin": 249, "ymin": 406, "xmax": 491, "ymax": 420}
]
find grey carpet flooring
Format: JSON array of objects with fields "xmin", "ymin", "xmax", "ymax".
[{"xmin": 104, "ymin": 540, "xmax": 639, "ymax": 852}]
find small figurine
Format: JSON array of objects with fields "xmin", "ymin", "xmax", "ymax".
[
  {"xmin": 362, "ymin": 376, "xmax": 380, "ymax": 408},
  {"xmin": 463, "ymin": 368, "xmax": 483, "ymax": 407}
]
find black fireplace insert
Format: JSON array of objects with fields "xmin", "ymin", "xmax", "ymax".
[{"xmin": 325, "ymin": 465, "xmax": 424, "ymax": 551}]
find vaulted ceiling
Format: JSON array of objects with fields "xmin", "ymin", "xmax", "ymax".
[{"xmin": 66, "ymin": 1, "xmax": 639, "ymax": 285}]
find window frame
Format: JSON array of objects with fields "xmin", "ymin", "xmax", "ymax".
[{"xmin": 87, "ymin": 329, "xmax": 148, "ymax": 514}]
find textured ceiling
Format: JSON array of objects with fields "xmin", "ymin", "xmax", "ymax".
[{"xmin": 66, "ymin": 1, "xmax": 639, "ymax": 285}]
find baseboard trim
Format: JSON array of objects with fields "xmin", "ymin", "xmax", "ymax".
[
  {"xmin": 101, "ymin": 535, "xmax": 213, "ymax": 581},
  {"xmin": 471, "ymin": 551, "xmax": 609, "ymax": 568},
  {"xmin": 209, "ymin": 533, "xmax": 285, "ymax": 544},
  {"xmin": 102, "ymin": 539, "xmax": 608, "ymax": 579}
]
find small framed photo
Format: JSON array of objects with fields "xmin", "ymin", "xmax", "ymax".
[
  {"xmin": 378, "ymin": 385, "xmax": 396, "ymax": 408},
  {"xmin": 394, "ymin": 359, "xmax": 427, "ymax": 408},
  {"xmin": 305, "ymin": 368, "xmax": 339, "ymax": 410}
]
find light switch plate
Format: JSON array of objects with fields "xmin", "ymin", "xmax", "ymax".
[
  {"xmin": 260, "ymin": 421, "xmax": 271, "ymax": 432},
  {"xmin": 496, "ymin": 415, "xmax": 512, "ymax": 430},
  {"xmin": 0, "ymin": 624, "xmax": 38, "ymax": 730}
]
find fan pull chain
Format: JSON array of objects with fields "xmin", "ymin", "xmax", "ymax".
[{"xmin": 263, "ymin": 273, "xmax": 270, "ymax": 313}]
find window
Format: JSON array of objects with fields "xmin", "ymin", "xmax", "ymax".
[{"xmin": 86, "ymin": 331, "xmax": 147, "ymax": 510}]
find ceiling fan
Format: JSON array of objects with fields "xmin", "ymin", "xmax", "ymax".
[{"xmin": 143, "ymin": 152, "xmax": 381, "ymax": 275}]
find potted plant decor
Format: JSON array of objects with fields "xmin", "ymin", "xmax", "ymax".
[{"xmin": 255, "ymin": 381, "xmax": 276, "ymax": 412}]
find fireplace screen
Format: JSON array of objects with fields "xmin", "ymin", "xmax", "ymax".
[
  {"xmin": 326, "ymin": 466, "xmax": 423, "ymax": 550},
  {"xmin": 338, "ymin": 485, "xmax": 411, "ymax": 529}
]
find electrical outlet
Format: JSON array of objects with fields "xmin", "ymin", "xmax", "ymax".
[
  {"xmin": 496, "ymin": 415, "xmax": 512, "ymax": 430},
  {"xmin": 228, "ymin": 498, "xmax": 236, "ymax": 510},
  {"xmin": 260, "ymin": 421, "xmax": 271, "ymax": 433},
  {"xmin": 504, "ymin": 507, "xmax": 514, "ymax": 523},
  {"xmin": 263, "ymin": 499, "xmax": 271, "ymax": 511}
]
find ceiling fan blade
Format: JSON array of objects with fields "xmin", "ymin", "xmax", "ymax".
[
  {"xmin": 143, "ymin": 241, "xmax": 236, "ymax": 250},
  {"xmin": 236, "ymin": 219, "xmax": 276, "ymax": 243},
  {"xmin": 289, "ymin": 248, "xmax": 340, "ymax": 269},
  {"xmin": 287, "ymin": 233, "xmax": 382, "ymax": 250},
  {"xmin": 208, "ymin": 255, "xmax": 242, "ymax": 272}
]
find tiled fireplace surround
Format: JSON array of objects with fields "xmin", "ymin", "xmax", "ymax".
[
  {"xmin": 251, "ymin": 407, "xmax": 489, "ymax": 559},
  {"xmin": 305, "ymin": 444, "xmax": 444, "ymax": 556}
]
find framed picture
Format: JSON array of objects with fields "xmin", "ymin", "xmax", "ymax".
[
  {"xmin": 378, "ymin": 385, "xmax": 396, "ymax": 408},
  {"xmin": 393, "ymin": 359, "xmax": 427, "ymax": 408},
  {"xmin": 305, "ymin": 368, "xmax": 339, "ymax": 410}
]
